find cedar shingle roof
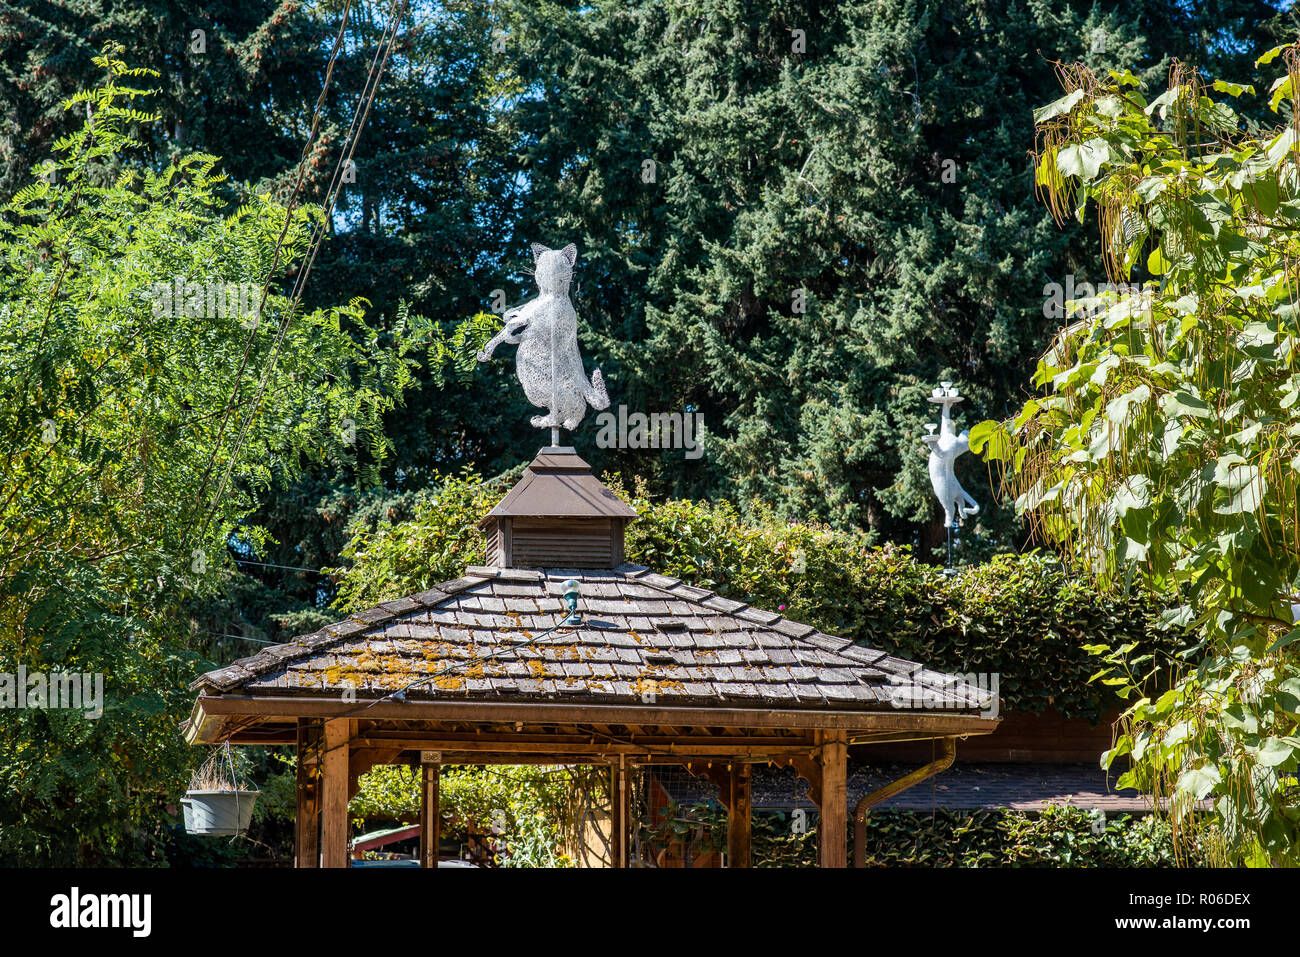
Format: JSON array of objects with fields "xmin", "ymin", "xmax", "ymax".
[{"xmin": 191, "ymin": 564, "xmax": 992, "ymax": 714}]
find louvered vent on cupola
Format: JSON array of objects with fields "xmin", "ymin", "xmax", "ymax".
[{"xmin": 481, "ymin": 447, "xmax": 638, "ymax": 569}]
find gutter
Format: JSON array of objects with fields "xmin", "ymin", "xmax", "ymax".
[{"xmin": 852, "ymin": 736, "xmax": 957, "ymax": 868}]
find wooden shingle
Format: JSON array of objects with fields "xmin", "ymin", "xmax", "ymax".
[{"xmin": 190, "ymin": 563, "xmax": 993, "ymax": 715}]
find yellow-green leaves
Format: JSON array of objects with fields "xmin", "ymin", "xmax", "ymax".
[
  {"xmin": 1255, "ymin": 44, "xmax": 1289, "ymax": 68},
  {"xmin": 1033, "ymin": 88, "xmax": 1085, "ymax": 123},
  {"xmin": 1212, "ymin": 79, "xmax": 1255, "ymax": 98},
  {"xmin": 1106, "ymin": 384, "xmax": 1151, "ymax": 425},
  {"xmin": 1256, "ymin": 737, "xmax": 1300, "ymax": 767},
  {"xmin": 1160, "ymin": 389, "xmax": 1211, "ymax": 419},
  {"xmin": 1211, "ymin": 455, "xmax": 1267, "ymax": 516},
  {"xmin": 1177, "ymin": 764, "xmax": 1221, "ymax": 801},
  {"xmin": 1005, "ymin": 44, "xmax": 1300, "ymax": 865},
  {"xmin": 1056, "ymin": 137, "xmax": 1111, "ymax": 182},
  {"xmin": 968, "ymin": 419, "xmax": 1011, "ymax": 461},
  {"xmin": 1266, "ymin": 126, "xmax": 1296, "ymax": 167},
  {"xmin": 1147, "ymin": 246, "xmax": 1171, "ymax": 275},
  {"xmin": 1268, "ymin": 74, "xmax": 1294, "ymax": 113}
]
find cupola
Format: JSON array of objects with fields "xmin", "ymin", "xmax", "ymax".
[{"xmin": 480, "ymin": 446, "xmax": 637, "ymax": 569}]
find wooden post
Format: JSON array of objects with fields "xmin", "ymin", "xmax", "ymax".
[
  {"xmin": 818, "ymin": 730, "xmax": 848, "ymax": 868},
  {"xmin": 609, "ymin": 756, "xmax": 629, "ymax": 868},
  {"xmin": 320, "ymin": 718, "xmax": 350, "ymax": 869},
  {"xmin": 294, "ymin": 719, "xmax": 321, "ymax": 869},
  {"xmin": 727, "ymin": 762, "xmax": 752, "ymax": 868},
  {"xmin": 420, "ymin": 751, "xmax": 441, "ymax": 868}
]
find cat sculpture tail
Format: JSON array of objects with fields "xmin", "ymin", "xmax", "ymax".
[
  {"xmin": 958, "ymin": 489, "xmax": 979, "ymax": 520},
  {"xmin": 586, "ymin": 367, "xmax": 610, "ymax": 411}
]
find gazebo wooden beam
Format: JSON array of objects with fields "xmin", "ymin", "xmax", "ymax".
[
  {"xmin": 609, "ymin": 756, "xmax": 629, "ymax": 868},
  {"xmin": 190, "ymin": 694, "xmax": 998, "ymax": 738},
  {"xmin": 294, "ymin": 718, "xmax": 320, "ymax": 869},
  {"xmin": 419, "ymin": 752, "xmax": 440, "ymax": 869},
  {"xmin": 405, "ymin": 751, "xmax": 809, "ymax": 765},
  {"xmin": 210, "ymin": 724, "xmax": 987, "ymax": 749},
  {"xmin": 818, "ymin": 730, "xmax": 848, "ymax": 868},
  {"xmin": 728, "ymin": 763, "xmax": 752, "ymax": 867},
  {"xmin": 351, "ymin": 731, "xmax": 814, "ymax": 746},
  {"xmin": 320, "ymin": 718, "xmax": 350, "ymax": 869},
  {"xmin": 349, "ymin": 735, "xmax": 813, "ymax": 756}
]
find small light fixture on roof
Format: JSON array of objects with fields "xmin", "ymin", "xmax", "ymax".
[{"xmin": 562, "ymin": 579, "xmax": 582, "ymax": 625}]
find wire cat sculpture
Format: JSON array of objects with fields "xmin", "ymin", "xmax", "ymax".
[{"xmin": 477, "ymin": 242, "xmax": 610, "ymax": 440}]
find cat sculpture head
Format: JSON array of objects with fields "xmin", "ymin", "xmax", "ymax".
[{"xmin": 530, "ymin": 242, "xmax": 577, "ymax": 295}]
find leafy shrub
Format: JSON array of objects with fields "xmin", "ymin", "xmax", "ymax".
[
  {"xmin": 349, "ymin": 763, "xmax": 592, "ymax": 867},
  {"xmin": 669, "ymin": 803, "xmax": 1195, "ymax": 867},
  {"xmin": 0, "ymin": 55, "xmax": 437, "ymax": 865}
]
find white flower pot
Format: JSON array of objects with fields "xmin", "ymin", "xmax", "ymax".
[{"xmin": 181, "ymin": 789, "xmax": 259, "ymax": 836}]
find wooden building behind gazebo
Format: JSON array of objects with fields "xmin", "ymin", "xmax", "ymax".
[{"xmin": 185, "ymin": 448, "xmax": 998, "ymax": 867}]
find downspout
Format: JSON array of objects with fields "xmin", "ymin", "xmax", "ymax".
[{"xmin": 852, "ymin": 736, "xmax": 957, "ymax": 868}]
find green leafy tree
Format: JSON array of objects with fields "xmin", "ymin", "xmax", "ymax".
[
  {"xmin": 972, "ymin": 44, "xmax": 1300, "ymax": 866},
  {"xmin": 0, "ymin": 1, "xmax": 530, "ymax": 664},
  {"xmin": 0, "ymin": 53, "xmax": 435, "ymax": 864}
]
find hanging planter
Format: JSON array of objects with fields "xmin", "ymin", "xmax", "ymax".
[{"xmin": 182, "ymin": 743, "xmax": 259, "ymax": 837}]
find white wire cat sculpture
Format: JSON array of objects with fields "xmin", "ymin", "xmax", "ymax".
[{"xmin": 478, "ymin": 242, "xmax": 610, "ymax": 441}]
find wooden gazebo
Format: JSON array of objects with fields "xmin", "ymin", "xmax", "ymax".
[{"xmin": 185, "ymin": 448, "xmax": 998, "ymax": 867}]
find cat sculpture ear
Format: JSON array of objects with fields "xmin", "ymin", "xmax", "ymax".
[
  {"xmin": 559, "ymin": 243, "xmax": 578, "ymax": 266},
  {"xmin": 530, "ymin": 242, "xmax": 549, "ymax": 261}
]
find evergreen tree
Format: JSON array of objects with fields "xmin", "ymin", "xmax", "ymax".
[{"xmin": 503, "ymin": 0, "xmax": 1291, "ymax": 554}]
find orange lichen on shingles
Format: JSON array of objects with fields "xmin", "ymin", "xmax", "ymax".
[
  {"xmin": 322, "ymin": 663, "xmax": 375, "ymax": 688},
  {"xmin": 422, "ymin": 640, "xmax": 454, "ymax": 661},
  {"xmin": 630, "ymin": 676, "xmax": 661, "ymax": 696}
]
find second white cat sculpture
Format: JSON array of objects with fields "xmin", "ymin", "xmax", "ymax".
[{"xmin": 924, "ymin": 384, "xmax": 979, "ymax": 529}]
